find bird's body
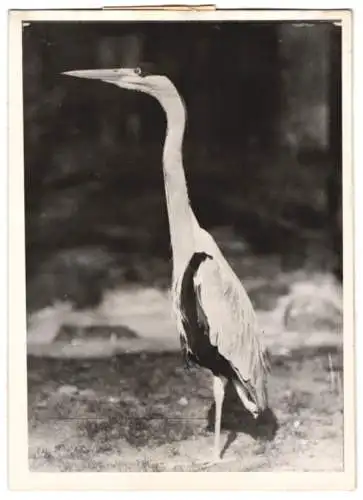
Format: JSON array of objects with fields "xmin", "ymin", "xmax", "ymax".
[
  {"xmin": 175, "ymin": 240, "xmax": 269, "ymax": 411},
  {"xmin": 172, "ymin": 220, "xmax": 270, "ymax": 447},
  {"xmin": 64, "ymin": 64, "xmax": 270, "ymax": 462}
]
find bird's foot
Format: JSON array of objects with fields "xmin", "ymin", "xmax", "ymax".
[{"xmin": 193, "ymin": 452, "xmax": 235, "ymax": 469}]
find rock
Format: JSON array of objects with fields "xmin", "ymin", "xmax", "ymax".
[
  {"xmin": 282, "ymin": 274, "xmax": 343, "ymax": 333},
  {"xmin": 35, "ymin": 399, "xmax": 48, "ymax": 408},
  {"xmin": 108, "ymin": 395, "xmax": 120, "ymax": 404},
  {"xmin": 276, "ymin": 347, "xmax": 291, "ymax": 357},
  {"xmin": 284, "ymin": 295, "xmax": 342, "ymax": 332},
  {"xmin": 27, "ymin": 302, "xmax": 73, "ymax": 345},
  {"xmin": 57, "ymin": 384, "xmax": 78, "ymax": 396},
  {"xmin": 71, "ymin": 339, "xmax": 82, "ymax": 346},
  {"xmin": 178, "ymin": 397, "xmax": 188, "ymax": 406},
  {"xmin": 79, "ymin": 388, "xmax": 97, "ymax": 399}
]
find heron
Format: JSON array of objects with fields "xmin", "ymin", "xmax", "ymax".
[{"xmin": 63, "ymin": 65, "xmax": 270, "ymax": 463}]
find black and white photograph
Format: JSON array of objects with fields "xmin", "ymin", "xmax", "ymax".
[{"xmin": 8, "ymin": 8, "xmax": 354, "ymax": 488}]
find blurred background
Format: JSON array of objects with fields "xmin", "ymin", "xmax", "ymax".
[
  {"xmin": 23, "ymin": 20, "xmax": 342, "ymax": 330},
  {"xmin": 24, "ymin": 20, "xmax": 345, "ymax": 472}
]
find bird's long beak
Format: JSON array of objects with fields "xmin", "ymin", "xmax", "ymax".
[{"xmin": 62, "ymin": 68, "xmax": 137, "ymax": 85}]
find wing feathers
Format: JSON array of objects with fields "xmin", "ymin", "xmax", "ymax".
[{"xmin": 193, "ymin": 256, "xmax": 269, "ymax": 408}]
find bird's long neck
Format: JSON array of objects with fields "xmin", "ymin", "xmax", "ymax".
[{"xmin": 160, "ymin": 91, "xmax": 197, "ymax": 276}]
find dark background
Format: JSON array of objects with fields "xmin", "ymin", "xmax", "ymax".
[{"xmin": 23, "ymin": 21, "xmax": 342, "ymax": 313}]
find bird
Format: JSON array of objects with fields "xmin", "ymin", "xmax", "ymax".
[{"xmin": 63, "ymin": 64, "xmax": 270, "ymax": 464}]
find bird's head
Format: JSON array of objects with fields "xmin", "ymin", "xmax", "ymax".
[{"xmin": 62, "ymin": 64, "xmax": 179, "ymax": 105}]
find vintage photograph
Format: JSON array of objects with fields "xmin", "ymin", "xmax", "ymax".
[{"xmin": 10, "ymin": 10, "xmax": 351, "ymax": 480}]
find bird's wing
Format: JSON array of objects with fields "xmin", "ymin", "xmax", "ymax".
[{"xmin": 193, "ymin": 255, "xmax": 269, "ymax": 408}]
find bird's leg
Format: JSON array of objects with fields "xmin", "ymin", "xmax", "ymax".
[
  {"xmin": 213, "ymin": 375, "xmax": 228, "ymax": 461},
  {"xmin": 193, "ymin": 376, "xmax": 236, "ymax": 469},
  {"xmin": 232, "ymin": 379, "xmax": 259, "ymax": 419}
]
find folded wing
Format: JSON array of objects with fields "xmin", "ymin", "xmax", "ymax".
[{"xmin": 193, "ymin": 255, "xmax": 269, "ymax": 409}]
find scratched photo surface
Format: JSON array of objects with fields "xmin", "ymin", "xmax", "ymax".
[{"xmin": 24, "ymin": 21, "xmax": 343, "ymax": 472}]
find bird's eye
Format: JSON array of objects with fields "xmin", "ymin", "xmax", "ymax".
[{"xmin": 134, "ymin": 67, "xmax": 142, "ymax": 76}]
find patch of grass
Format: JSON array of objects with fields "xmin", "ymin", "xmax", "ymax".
[{"xmin": 28, "ymin": 348, "xmax": 344, "ymax": 472}]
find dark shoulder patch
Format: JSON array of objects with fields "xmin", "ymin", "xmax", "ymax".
[{"xmin": 179, "ymin": 252, "xmax": 212, "ymax": 332}]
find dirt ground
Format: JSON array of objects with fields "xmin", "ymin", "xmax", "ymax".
[
  {"xmin": 28, "ymin": 344, "xmax": 343, "ymax": 472},
  {"xmin": 26, "ymin": 249, "xmax": 344, "ymax": 472}
]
